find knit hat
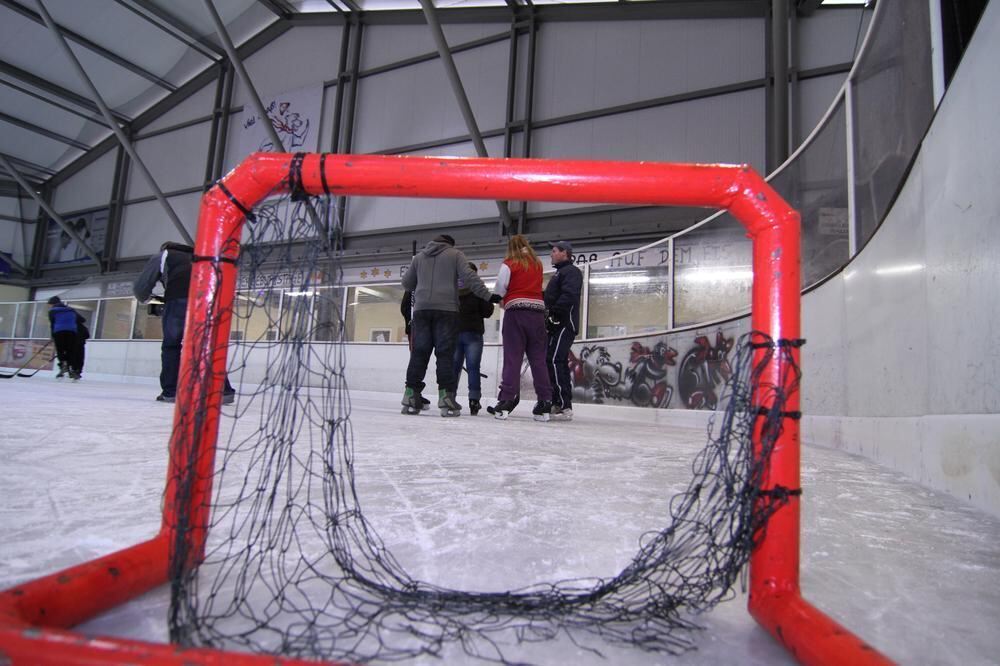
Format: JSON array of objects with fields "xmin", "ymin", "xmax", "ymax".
[{"xmin": 47, "ymin": 296, "xmax": 62, "ymax": 305}]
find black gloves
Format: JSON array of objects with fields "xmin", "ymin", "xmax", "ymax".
[
  {"xmin": 545, "ymin": 315, "xmax": 561, "ymax": 333},
  {"xmin": 489, "ymin": 293, "xmax": 502, "ymax": 304}
]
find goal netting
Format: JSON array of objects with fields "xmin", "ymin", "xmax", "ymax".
[
  {"xmin": 163, "ymin": 155, "xmax": 800, "ymax": 663},
  {"xmin": 1, "ymin": 152, "xmax": 887, "ymax": 665}
]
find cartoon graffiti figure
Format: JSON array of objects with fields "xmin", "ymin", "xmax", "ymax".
[
  {"xmin": 258, "ymin": 101, "xmax": 310, "ymax": 152},
  {"xmin": 569, "ymin": 345, "xmax": 621, "ymax": 404},
  {"xmin": 678, "ymin": 331, "xmax": 734, "ymax": 410},
  {"xmin": 623, "ymin": 340, "xmax": 678, "ymax": 408}
]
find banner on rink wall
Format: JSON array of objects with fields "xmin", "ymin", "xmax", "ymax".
[
  {"xmin": 238, "ymin": 85, "xmax": 322, "ymax": 157},
  {"xmin": 43, "ymin": 209, "xmax": 109, "ymax": 266}
]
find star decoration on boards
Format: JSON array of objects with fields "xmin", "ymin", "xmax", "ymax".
[
  {"xmin": 370, "ymin": 267, "xmax": 380, "ymax": 278},
  {"xmin": 360, "ymin": 270, "xmax": 368, "ymax": 279},
  {"xmin": 479, "ymin": 261, "xmax": 488, "ymax": 271},
  {"xmin": 383, "ymin": 269, "xmax": 391, "ymax": 278}
]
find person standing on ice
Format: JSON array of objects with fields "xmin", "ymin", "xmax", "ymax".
[
  {"xmin": 47, "ymin": 296, "xmax": 85, "ymax": 380},
  {"xmin": 487, "ymin": 234, "xmax": 554, "ymax": 422},
  {"xmin": 400, "ymin": 234, "xmax": 500, "ymax": 416},
  {"xmin": 452, "ymin": 262, "xmax": 495, "ymax": 416}
]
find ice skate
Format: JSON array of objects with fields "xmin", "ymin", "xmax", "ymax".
[
  {"xmin": 550, "ymin": 405, "xmax": 574, "ymax": 421},
  {"xmin": 420, "ymin": 396, "xmax": 431, "ymax": 411},
  {"xmin": 55, "ymin": 361, "xmax": 67, "ymax": 379},
  {"xmin": 401, "ymin": 387, "xmax": 424, "ymax": 415},
  {"xmin": 468, "ymin": 398, "xmax": 481, "ymax": 416},
  {"xmin": 438, "ymin": 389, "xmax": 462, "ymax": 417},
  {"xmin": 487, "ymin": 397, "xmax": 519, "ymax": 420},
  {"xmin": 532, "ymin": 400, "xmax": 552, "ymax": 422}
]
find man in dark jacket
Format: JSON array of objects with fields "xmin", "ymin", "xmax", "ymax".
[
  {"xmin": 544, "ymin": 240, "xmax": 583, "ymax": 421},
  {"xmin": 133, "ymin": 242, "xmax": 235, "ymax": 404},
  {"xmin": 400, "ymin": 234, "xmax": 499, "ymax": 416},
  {"xmin": 47, "ymin": 296, "xmax": 86, "ymax": 380}
]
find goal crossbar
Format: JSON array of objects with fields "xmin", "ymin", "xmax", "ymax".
[{"xmin": 0, "ymin": 152, "xmax": 889, "ymax": 666}]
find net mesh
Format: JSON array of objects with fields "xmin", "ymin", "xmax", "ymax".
[{"xmin": 167, "ymin": 191, "xmax": 801, "ymax": 663}]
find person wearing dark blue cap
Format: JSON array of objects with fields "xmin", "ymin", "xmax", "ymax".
[{"xmin": 544, "ymin": 240, "xmax": 583, "ymax": 421}]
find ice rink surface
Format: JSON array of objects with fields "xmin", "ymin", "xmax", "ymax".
[{"xmin": 2, "ymin": 377, "xmax": 999, "ymax": 665}]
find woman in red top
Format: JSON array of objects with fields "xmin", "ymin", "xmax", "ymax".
[{"xmin": 488, "ymin": 234, "xmax": 553, "ymax": 421}]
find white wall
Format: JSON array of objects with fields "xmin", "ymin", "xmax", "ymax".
[{"xmin": 800, "ymin": 0, "xmax": 1000, "ymax": 517}]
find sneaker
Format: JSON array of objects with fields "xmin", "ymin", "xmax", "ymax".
[
  {"xmin": 550, "ymin": 405, "xmax": 573, "ymax": 421},
  {"xmin": 156, "ymin": 393, "xmax": 176, "ymax": 403},
  {"xmin": 532, "ymin": 400, "xmax": 552, "ymax": 422}
]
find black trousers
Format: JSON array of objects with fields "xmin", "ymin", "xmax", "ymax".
[
  {"xmin": 546, "ymin": 326, "xmax": 576, "ymax": 409},
  {"xmin": 53, "ymin": 331, "xmax": 81, "ymax": 375},
  {"xmin": 405, "ymin": 309, "xmax": 459, "ymax": 393}
]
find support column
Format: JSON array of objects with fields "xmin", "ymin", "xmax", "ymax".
[
  {"xmin": 770, "ymin": 0, "xmax": 790, "ymax": 170},
  {"xmin": 419, "ymin": 0, "xmax": 514, "ymax": 234}
]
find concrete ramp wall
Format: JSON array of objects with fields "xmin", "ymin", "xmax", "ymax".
[{"xmin": 800, "ymin": 0, "xmax": 1000, "ymax": 517}]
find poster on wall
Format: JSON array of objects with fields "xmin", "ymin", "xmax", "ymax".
[
  {"xmin": 43, "ymin": 208, "xmax": 109, "ymax": 266},
  {"xmin": 238, "ymin": 85, "xmax": 322, "ymax": 159}
]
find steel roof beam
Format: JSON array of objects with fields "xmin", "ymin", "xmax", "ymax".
[
  {"xmin": 255, "ymin": 0, "xmax": 294, "ymax": 19},
  {"xmin": 35, "ymin": 0, "xmax": 193, "ymax": 244},
  {"xmin": 0, "ymin": 248, "xmax": 30, "ymax": 275},
  {"xmin": 2, "ymin": 0, "xmax": 177, "ymax": 91},
  {"xmin": 418, "ymin": 0, "xmax": 513, "ymax": 234},
  {"xmin": 0, "ymin": 152, "xmax": 56, "ymax": 177},
  {"xmin": 0, "ymin": 79, "xmax": 110, "ymax": 128},
  {"xmin": 0, "ymin": 110, "xmax": 89, "ymax": 150},
  {"xmin": 0, "ymin": 153, "xmax": 102, "ymax": 268},
  {"xmin": 118, "ymin": 0, "xmax": 224, "ymax": 60},
  {"xmin": 0, "ymin": 59, "xmax": 131, "ymax": 124},
  {"xmin": 202, "ymin": 0, "xmax": 328, "ymax": 243}
]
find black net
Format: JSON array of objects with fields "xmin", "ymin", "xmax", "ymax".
[{"xmin": 167, "ymin": 190, "xmax": 802, "ymax": 663}]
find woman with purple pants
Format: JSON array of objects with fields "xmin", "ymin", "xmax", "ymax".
[{"xmin": 487, "ymin": 235, "xmax": 553, "ymax": 421}]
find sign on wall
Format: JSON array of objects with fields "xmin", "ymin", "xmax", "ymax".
[
  {"xmin": 43, "ymin": 208, "xmax": 109, "ymax": 266},
  {"xmin": 238, "ymin": 85, "xmax": 323, "ymax": 157}
]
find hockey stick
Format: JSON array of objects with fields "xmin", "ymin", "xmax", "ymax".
[{"xmin": 0, "ymin": 340, "xmax": 54, "ymax": 379}]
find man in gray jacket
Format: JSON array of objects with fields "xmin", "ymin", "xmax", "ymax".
[{"xmin": 401, "ymin": 234, "xmax": 499, "ymax": 416}]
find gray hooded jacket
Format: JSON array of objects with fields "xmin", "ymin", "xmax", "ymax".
[{"xmin": 401, "ymin": 239, "xmax": 491, "ymax": 312}]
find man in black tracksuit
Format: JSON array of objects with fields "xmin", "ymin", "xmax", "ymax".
[
  {"xmin": 544, "ymin": 240, "xmax": 583, "ymax": 421},
  {"xmin": 133, "ymin": 242, "xmax": 235, "ymax": 404}
]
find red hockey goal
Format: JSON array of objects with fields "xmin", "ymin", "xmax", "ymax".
[{"xmin": 0, "ymin": 153, "xmax": 889, "ymax": 665}]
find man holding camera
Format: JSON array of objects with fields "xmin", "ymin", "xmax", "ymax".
[
  {"xmin": 544, "ymin": 240, "xmax": 583, "ymax": 421},
  {"xmin": 133, "ymin": 242, "xmax": 235, "ymax": 404}
]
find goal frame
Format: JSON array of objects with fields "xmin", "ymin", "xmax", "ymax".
[{"xmin": 0, "ymin": 152, "xmax": 888, "ymax": 665}]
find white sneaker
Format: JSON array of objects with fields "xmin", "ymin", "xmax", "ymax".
[{"xmin": 550, "ymin": 406, "xmax": 573, "ymax": 421}]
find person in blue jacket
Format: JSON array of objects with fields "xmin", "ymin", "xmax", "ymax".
[{"xmin": 47, "ymin": 296, "xmax": 86, "ymax": 380}]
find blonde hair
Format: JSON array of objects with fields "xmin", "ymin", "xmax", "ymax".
[{"xmin": 504, "ymin": 234, "xmax": 541, "ymax": 271}]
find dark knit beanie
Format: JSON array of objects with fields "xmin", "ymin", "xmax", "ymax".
[
  {"xmin": 433, "ymin": 234, "xmax": 455, "ymax": 246},
  {"xmin": 47, "ymin": 296, "xmax": 62, "ymax": 305}
]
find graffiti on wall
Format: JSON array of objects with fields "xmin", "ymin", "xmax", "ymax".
[{"xmin": 532, "ymin": 326, "xmax": 740, "ymax": 411}]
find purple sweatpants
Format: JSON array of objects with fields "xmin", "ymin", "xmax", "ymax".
[{"xmin": 499, "ymin": 308, "xmax": 552, "ymax": 402}]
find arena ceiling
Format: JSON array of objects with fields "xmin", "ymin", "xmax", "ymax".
[{"xmin": 0, "ymin": 0, "xmax": 865, "ymax": 207}]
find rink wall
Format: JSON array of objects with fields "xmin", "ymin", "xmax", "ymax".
[{"xmin": 799, "ymin": 0, "xmax": 1000, "ymax": 519}]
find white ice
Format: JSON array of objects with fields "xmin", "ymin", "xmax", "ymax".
[{"xmin": 1, "ymin": 377, "xmax": 999, "ymax": 665}]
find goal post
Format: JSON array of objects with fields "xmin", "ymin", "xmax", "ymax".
[{"xmin": 0, "ymin": 152, "xmax": 889, "ymax": 665}]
